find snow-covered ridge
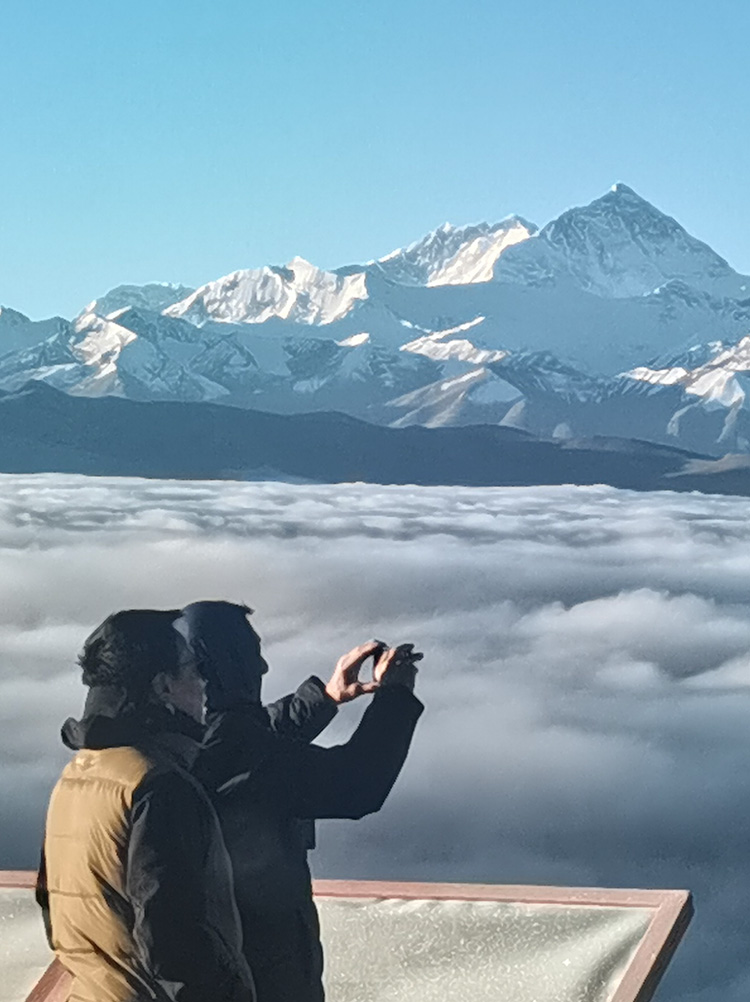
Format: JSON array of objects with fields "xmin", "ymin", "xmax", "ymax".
[
  {"xmin": 72, "ymin": 311, "xmax": 137, "ymax": 386},
  {"xmin": 0, "ymin": 308, "xmax": 73, "ymax": 360},
  {"xmin": 374, "ymin": 217, "xmax": 536, "ymax": 287},
  {"xmin": 0, "ymin": 306, "xmax": 31, "ymax": 329},
  {"xmin": 165, "ymin": 257, "xmax": 369, "ymax": 326},
  {"xmin": 401, "ymin": 317, "xmax": 508, "ymax": 366},
  {"xmin": 626, "ymin": 336, "xmax": 750, "ymax": 408},
  {"xmin": 337, "ymin": 332, "xmax": 370, "ymax": 347},
  {"xmin": 81, "ymin": 283, "xmax": 194, "ymax": 320},
  {"xmin": 429, "ymin": 221, "xmax": 534, "ymax": 286},
  {"xmin": 0, "ymin": 300, "xmax": 440, "ymax": 414}
]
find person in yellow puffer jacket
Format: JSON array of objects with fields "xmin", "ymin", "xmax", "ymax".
[{"xmin": 36, "ymin": 609, "xmax": 255, "ymax": 1002}]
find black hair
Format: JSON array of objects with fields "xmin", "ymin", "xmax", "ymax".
[{"xmin": 78, "ymin": 609, "xmax": 182, "ymax": 697}]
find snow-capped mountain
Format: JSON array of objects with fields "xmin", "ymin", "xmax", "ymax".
[
  {"xmin": 493, "ymin": 184, "xmax": 749, "ymax": 299},
  {"xmin": 390, "ymin": 332, "xmax": 750, "ymax": 454},
  {"xmin": 627, "ymin": 339, "xmax": 750, "ymax": 407},
  {"xmin": 0, "ymin": 309, "xmax": 221, "ymax": 400},
  {"xmin": 3, "ymin": 182, "xmax": 750, "ymax": 459},
  {"xmin": 623, "ymin": 338, "xmax": 750, "ymax": 452},
  {"xmin": 0, "ymin": 307, "xmax": 71, "ymax": 357},
  {"xmin": 163, "ymin": 217, "xmax": 537, "ymax": 327},
  {"xmin": 372, "ymin": 270, "xmax": 750, "ymax": 376},
  {"xmin": 440, "ymin": 342, "xmax": 750, "ymax": 457},
  {"xmin": 373, "ymin": 217, "xmax": 536, "ymax": 287},
  {"xmin": 0, "ymin": 306, "xmax": 30, "ymax": 330},
  {"xmin": 165, "ymin": 257, "xmax": 369, "ymax": 326},
  {"xmin": 82, "ymin": 283, "xmax": 194, "ymax": 320},
  {"xmin": 0, "ymin": 303, "xmax": 438, "ymax": 415}
]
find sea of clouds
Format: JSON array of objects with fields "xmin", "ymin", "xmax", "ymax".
[{"xmin": 1, "ymin": 473, "xmax": 750, "ymax": 1001}]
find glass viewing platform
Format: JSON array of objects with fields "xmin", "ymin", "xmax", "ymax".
[{"xmin": 0, "ymin": 872, "xmax": 692, "ymax": 1002}]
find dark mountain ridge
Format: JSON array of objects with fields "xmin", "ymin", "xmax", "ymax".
[{"xmin": 1, "ymin": 381, "xmax": 748, "ymax": 496}]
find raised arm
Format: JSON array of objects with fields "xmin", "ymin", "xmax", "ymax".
[
  {"xmin": 198, "ymin": 644, "xmax": 423, "ymax": 822},
  {"xmin": 292, "ymin": 682, "xmax": 423, "ymax": 819},
  {"xmin": 263, "ymin": 640, "xmax": 393, "ymax": 742},
  {"xmin": 264, "ymin": 676, "xmax": 338, "ymax": 743}
]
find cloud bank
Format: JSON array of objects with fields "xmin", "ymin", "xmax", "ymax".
[{"xmin": 2, "ymin": 474, "xmax": 750, "ymax": 1001}]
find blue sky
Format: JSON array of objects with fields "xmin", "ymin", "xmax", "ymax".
[{"xmin": 1, "ymin": 0, "xmax": 749, "ymax": 319}]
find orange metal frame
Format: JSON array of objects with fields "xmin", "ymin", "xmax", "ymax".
[{"xmin": 3, "ymin": 871, "xmax": 692, "ymax": 1002}]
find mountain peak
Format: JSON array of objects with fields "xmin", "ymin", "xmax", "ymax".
[
  {"xmin": 556, "ymin": 184, "xmax": 667, "ymax": 231},
  {"xmin": 165, "ymin": 257, "xmax": 368, "ymax": 327},
  {"xmin": 609, "ymin": 182, "xmax": 639, "ymax": 197},
  {"xmin": 83, "ymin": 282, "xmax": 195, "ymax": 320},
  {"xmin": 596, "ymin": 183, "xmax": 666, "ymax": 218},
  {"xmin": 491, "ymin": 183, "xmax": 744, "ymax": 299},
  {"xmin": 287, "ymin": 255, "xmax": 316, "ymax": 269},
  {"xmin": 0, "ymin": 306, "xmax": 32, "ymax": 328}
]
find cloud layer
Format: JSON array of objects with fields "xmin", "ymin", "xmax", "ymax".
[{"xmin": 2, "ymin": 474, "xmax": 750, "ymax": 1001}]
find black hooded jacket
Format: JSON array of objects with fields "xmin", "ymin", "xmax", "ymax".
[
  {"xmin": 174, "ymin": 601, "xmax": 424, "ymax": 1002},
  {"xmin": 194, "ymin": 682, "xmax": 424, "ymax": 1002}
]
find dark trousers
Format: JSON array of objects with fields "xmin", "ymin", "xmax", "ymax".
[{"xmin": 244, "ymin": 901, "xmax": 324, "ymax": 1002}]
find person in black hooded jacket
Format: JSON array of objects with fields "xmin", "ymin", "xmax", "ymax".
[{"xmin": 178, "ymin": 600, "xmax": 424, "ymax": 1002}]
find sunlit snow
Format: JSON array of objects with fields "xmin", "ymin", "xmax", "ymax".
[
  {"xmin": 427, "ymin": 222, "xmax": 533, "ymax": 286},
  {"xmin": 165, "ymin": 257, "xmax": 369, "ymax": 327},
  {"xmin": 626, "ymin": 335, "xmax": 750, "ymax": 409}
]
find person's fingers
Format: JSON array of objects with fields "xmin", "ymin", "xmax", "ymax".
[
  {"xmin": 373, "ymin": 645, "xmax": 401, "ymax": 682},
  {"xmin": 375, "ymin": 646, "xmax": 398, "ymax": 668},
  {"xmin": 348, "ymin": 642, "xmax": 384, "ymax": 677},
  {"xmin": 338, "ymin": 640, "xmax": 383, "ymax": 673},
  {"xmin": 355, "ymin": 640, "xmax": 385, "ymax": 661},
  {"xmin": 356, "ymin": 681, "xmax": 380, "ymax": 695}
]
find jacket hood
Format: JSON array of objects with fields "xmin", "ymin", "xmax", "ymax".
[
  {"xmin": 174, "ymin": 601, "xmax": 255, "ymax": 667},
  {"xmin": 62, "ymin": 684, "xmax": 205, "ymax": 753}
]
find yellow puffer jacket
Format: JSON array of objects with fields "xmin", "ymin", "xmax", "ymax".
[{"xmin": 37, "ymin": 699, "xmax": 254, "ymax": 1002}]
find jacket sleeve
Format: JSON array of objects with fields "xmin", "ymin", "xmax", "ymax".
[
  {"xmin": 201, "ymin": 686, "xmax": 423, "ymax": 822},
  {"xmin": 292, "ymin": 686, "xmax": 423, "ymax": 819},
  {"xmin": 264, "ymin": 675, "xmax": 338, "ymax": 743},
  {"xmin": 126, "ymin": 769, "xmax": 254, "ymax": 1002}
]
